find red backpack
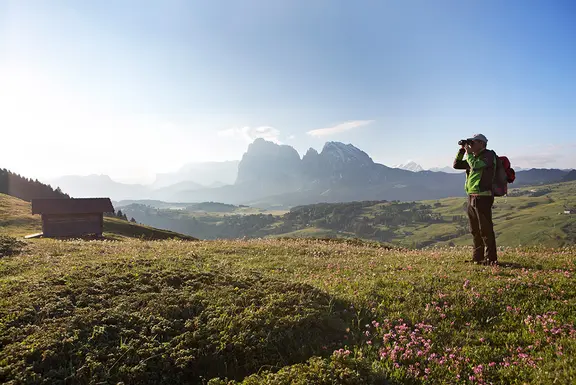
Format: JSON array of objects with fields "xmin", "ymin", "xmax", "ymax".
[{"xmin": 492, "ymin": 151, "xmax": 516, "ymax": 196}]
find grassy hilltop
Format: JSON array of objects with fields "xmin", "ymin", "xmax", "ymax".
[{"xmin": 1, "ymin": 193, "xmax": 575, "ymax": 384}]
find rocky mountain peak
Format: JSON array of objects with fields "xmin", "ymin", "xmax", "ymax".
[
  {"xmin": 244, "ymin": 138, "xmax": 301, "ymax": 159},
  {"xmin": 303, "ymin": 147, "xmax": 319, "ymax": 158},
  {"xmin": 320, "ymin": 142, "xmax": 373, "ymax": 166},
  {"xmin": 236, "ymin": 139, "xmax": 302, "ymax": 185}
]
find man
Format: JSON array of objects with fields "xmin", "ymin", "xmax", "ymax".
[{"xmin": 453, "ymin": 133, "xmax": 498, "ymax": 265}]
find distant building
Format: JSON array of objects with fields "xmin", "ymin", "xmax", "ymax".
[{"xmin": 32, "ymin": 198, "xmax": 114, "ymax": 237}]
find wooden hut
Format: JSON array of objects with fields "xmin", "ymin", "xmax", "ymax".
[{"xmin": 31, "ymin": 198, "xmax": 114, "ymax": 237}]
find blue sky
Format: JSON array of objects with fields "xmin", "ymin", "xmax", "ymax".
[{"xmin": 1, "ymin": 0, "xmax": 575, "ymax": 183}]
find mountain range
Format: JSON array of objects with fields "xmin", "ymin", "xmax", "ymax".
[
  {"xmin": 151, "ymin": 161, "xmax": 239, "ymax": 189},
  {"xmin": 47, "ymin": 139, "xmax": 574, "ymax": 208}
]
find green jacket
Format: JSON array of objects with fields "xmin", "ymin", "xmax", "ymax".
[{"xmin": 453, "ymin": 148, "xmax": 496, "ymax": 196}]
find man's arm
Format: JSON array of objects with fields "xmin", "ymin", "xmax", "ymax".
[
  {"xmin": 453, "ymin": 148, "xmax": 469, "ymax": 170},
  {"xmin": 466, "ymin": 150, "xmax": 491, "ymax": 171}
]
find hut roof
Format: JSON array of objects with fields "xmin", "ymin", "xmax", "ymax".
[{"xmin": 32, "ymin": 198, "xmax": 114, "ymax": 215}]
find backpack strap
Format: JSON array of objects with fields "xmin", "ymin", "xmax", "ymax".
[{"xmin": 491, "ymin": 150, "xmax": 498, "ymax": 182}]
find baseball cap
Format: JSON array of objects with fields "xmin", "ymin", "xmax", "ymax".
[{"xmin": 467, "ymin": 133, "xmax": 488, "ymax": 143}]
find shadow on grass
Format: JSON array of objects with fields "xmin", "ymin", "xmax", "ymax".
[
  {"xmin": 0, "ymin": 235, "xmax": 26, "ymax": 257},
  {"xmin": 461, "ymin": 260, "xmax": 547, "ymax": 271},
  {"xmin": 0, "ymin": 267, "xmax": 383, "ymax": 384}
]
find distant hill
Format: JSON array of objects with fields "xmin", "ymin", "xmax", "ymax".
[
  {"xmin": 121, "ymin": 181, "xmax": 576, "ymax": 248},
  {"xmin": 0, "ymin": 168, "xmax": 70, "ymax": 201},
  {"xmin": 113, "ymin": 199, "xmax": 190, "ymax": 209},
  {"xmin": 187, "ymin": 202, "xmax": 238, "ymax": 212},
  {"xmin": 152, "ymin": 161, "xmax": 239, "ymax": 188},
  {"xmin": 561, "ymin": 169, "xmax": 576, "ymax": 182},
  {"xmin": 512, "ymin": 168, "xmax": 571, "ymax": 186}
]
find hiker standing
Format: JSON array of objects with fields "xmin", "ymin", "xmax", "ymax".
[{"xmin": 453, "ymin": 134, "xmax": 498, "ymax": 265}]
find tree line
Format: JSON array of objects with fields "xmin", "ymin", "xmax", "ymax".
[
  {"xmin": 104, "ymin": 209, "xmax": 137, "ymax": 223},
  {"xmin": 0, "ymin": 168, "xmax": 70, "ymax": 201}
]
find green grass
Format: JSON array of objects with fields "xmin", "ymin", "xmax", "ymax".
[
  {"xmin": 0, "ymin": 193, "xmax": 39, "ymax": 237},
  {"xmin": 0, "ymin": 237, "xmax": 575, "ymax": 384},
  {"xmin": 270, "ymin": 227, "xmax": 355, "ymax": 239}
]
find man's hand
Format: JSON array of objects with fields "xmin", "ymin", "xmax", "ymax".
[{"xmin": 465, "ymin": 144, "xmax": 473, "ymax": 154}]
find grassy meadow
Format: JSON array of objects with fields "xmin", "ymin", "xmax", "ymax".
[
  {"xmin": 1, "ymin": 191, "xmax": 575, "ymax": 384},
  {"xmin": 1, "ymin": 236, "xmax": 575, "ymax": 384}
]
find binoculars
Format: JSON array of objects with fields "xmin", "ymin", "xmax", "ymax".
[{"xmin": 458, "ymin": 139, "xmax": 474, "ymax": 146}]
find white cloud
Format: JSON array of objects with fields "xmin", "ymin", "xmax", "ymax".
[
  {"xmin": 217, "ymin": 126, "xmax": 281, "ymax": 144},
  {"xmin": 306, "ymin": 120, "xmax": 374, "ymax": 137}
]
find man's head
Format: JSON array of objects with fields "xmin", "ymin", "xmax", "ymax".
[{"xmin": 467, "ymin": 133, "xmax": 487, "ymax": 153}]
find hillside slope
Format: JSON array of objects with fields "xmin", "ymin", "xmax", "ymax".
[
  {"xmin": 0, "ymin": 193, "xmax": 195, "ymax": 240},
  {"xmin": 0, "ymin": 238, "xmax": 574, "ymax": 384},
  {"xmin": 412, "ymin": 181, "xmax": 576, "ymax": 247}
]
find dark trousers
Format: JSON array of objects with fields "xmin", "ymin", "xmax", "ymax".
[{"xmin": 467, "ymin": 195, "xmax": 497, "ymax": 262}]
